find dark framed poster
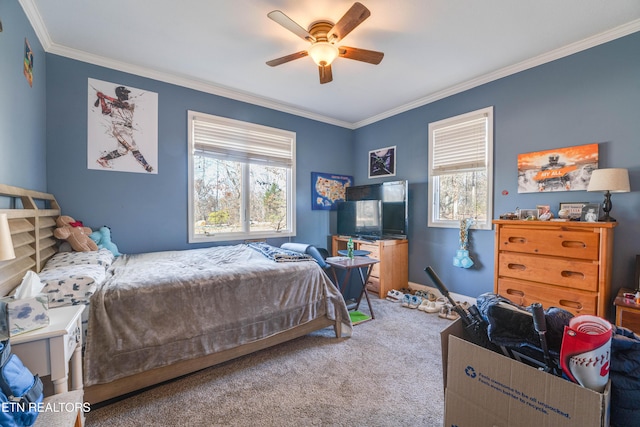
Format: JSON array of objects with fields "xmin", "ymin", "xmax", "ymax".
[{"xmin": 368, "ymin": 146, "xmax": 396, "ymax": 178}]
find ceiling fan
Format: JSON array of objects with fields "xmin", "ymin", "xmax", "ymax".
[{"xmin": 266, "ymin": 2, "xmax": 384, "ymax": 84}]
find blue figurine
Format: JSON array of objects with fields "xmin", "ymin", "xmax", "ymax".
[{"xmin": 453, "ymin": 218, "xmax": 474, "ymax": 268}]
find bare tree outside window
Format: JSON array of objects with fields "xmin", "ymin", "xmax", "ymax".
[
  {"xmin": 428, "ymin": 107, "xmax": 493, "ymax": 230},
  {"xmin": 188, "ymin": 111, "xmax": 295, "ymax": 242}
]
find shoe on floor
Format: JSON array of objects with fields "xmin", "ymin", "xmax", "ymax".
[
  {"xmin": 408, "ymin": 295, "xmax": 423, "ymax": 309},
  {"xmin": 413, "ymin": 290, "xmax": 430, "ymax": 300},
  {"xmin": 419, "ymin": 297, "xmax": 446, "ymax": 313},
  {"xmin": 386, "ymin": 290, "xmax": 404, "ymax": 302},
  {"xmin": 417, "ymin": 299, "xmax": 431, "ymax": 312},
  {"xmin": 438, "ymin": 304, "xmax": 460, "ymax": 320},
  {"xmin": 446, "ymin": 308, "xmax": 460, "ymax": 320},
  {"xmin": 401, "ymin": 293, "xmax": 412, "ymax": 307}
]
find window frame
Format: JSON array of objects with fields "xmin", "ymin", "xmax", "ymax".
[
  {"xmin": 427, "ymin": 106, "xmax": 494, "ymax": 230},
  {"xmin": 187, "ymin": 111, "xmax": 296, "ymax": 243}
]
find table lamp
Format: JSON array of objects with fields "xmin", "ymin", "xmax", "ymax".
[
  {"xmin": 0, "ymin": 213, "xmax": 16, "ymax": 261},
  {"xmin": 587, "ymin": 168, "xmax": 630, "ymax": 222}
]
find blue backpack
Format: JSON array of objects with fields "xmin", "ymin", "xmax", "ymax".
[{"xmin": 0, "ymin": 340, "xmax": 44, "ymax": 427}]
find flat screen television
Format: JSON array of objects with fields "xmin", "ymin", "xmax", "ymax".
[
  {"xmin": 337, "ymin": 200, "xmax": 383, "ymax": 240},
  {"xmin": 346, "ymin": 180, "xmax": 408, "ymax": 239}
]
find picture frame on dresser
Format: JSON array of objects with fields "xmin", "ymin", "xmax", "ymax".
[
  {"xmin": 518, "ymin": 208, "xmax": 538, "ymax": 220},
  {"xmin": 559, "ymin": 202, "xmax": 586, "ymax": 220},
  {"xmin": 581, "ymin": 204, "xmax": 600, "ymax": 222}
]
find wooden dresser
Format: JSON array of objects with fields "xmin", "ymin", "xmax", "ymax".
[
  {"xmin": 493, "ymin": 220, "xmax": 616, "ymax": 318},
  {"xmin": 614, "ymin": 288, "xmax": 640, "ymax": 333},
  {"xmin": 332, "ymin": 236, "xmax": 408, "ymax": 298}
]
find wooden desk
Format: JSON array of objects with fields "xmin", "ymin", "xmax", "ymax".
[
  {"xmin": 332, "ymin": 236, "xmax": 408, "ymax": 299},
  {"xmin": 614, "ymin": 288, "xmax": 640, "ymax": 333},
  {"xmin": 326, "ymin": 256, "xmax": 380, "ymax": 319}
]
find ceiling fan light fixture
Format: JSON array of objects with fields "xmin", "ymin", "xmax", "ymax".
[{"xmin": 308, "ymin": 42, "xmax": 339, "ymax": 67}]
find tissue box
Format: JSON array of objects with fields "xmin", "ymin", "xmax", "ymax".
[{"xmin": 0, "ymin": 293, "xmax": 50, "ymax": 338}]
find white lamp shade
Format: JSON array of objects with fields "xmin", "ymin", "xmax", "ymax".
[
  {"xmin": 308, "ymin": 42, "xmax": 339, "ymax": 66},
  {"xmin": 0, "ymin": 213, "xmax": 16, "ymax": 261},
  {"xmin": 587, "ymin": 168, "xmax": 630, "ymax": 193}
]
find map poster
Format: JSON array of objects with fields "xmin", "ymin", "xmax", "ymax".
[
  {"xmin": 311, "ymin": 172, "xmax": 353, "ymax": 210},
  {"xmin": 517, "ymin": 143, "xmax": 598, "ymax": 193}
]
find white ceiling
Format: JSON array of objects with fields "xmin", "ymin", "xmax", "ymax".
[{"xmin": 22, "ymin": 0, "xmax": 640, "ymax": 128}]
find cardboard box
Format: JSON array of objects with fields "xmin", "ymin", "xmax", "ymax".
[
  {"xmin": 441, "ymin": 319, "xmax": 610, "ymax": 427},
  {"xmin": 0, "ymin": 294, "xmax": 50, "ymax": 338}
]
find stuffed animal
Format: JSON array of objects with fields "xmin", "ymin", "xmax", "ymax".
[
  {"xmin": 53, "ymin": 215, "xmax": 99, "ymax": 252},
  {"xmin": 89, "ymin": 226, "xmax": 121, "ymax": 257}
]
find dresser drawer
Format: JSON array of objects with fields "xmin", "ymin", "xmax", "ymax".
[
  {"xmin": 64, "ymin": 322, "xmax": 81, "ymax": 362},
  {"xmin": 358, "ymin": 243, "xmax": 380, "ymax": 277},
  {"xmin": 369, "ymin": 262, "xmax": 380, "ymax": 278},
  {"xmin": 497, "ymin": 227, "xmax": 599, "ymax": 260},
  {"xmin": 359, "ymin": 243, "xmax": 380, "ymax": 258},
  {"xmin": 497, "ymin": 278, "xmax": 597, "ymax": 316},
  {"xmin": 498, "ymin": 252, "xmax": 598, "ymax": 292}
]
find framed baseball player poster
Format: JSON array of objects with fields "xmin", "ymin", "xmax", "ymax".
[{"xmin": 87, "ymin": 78, "xmax": 158, "ymax": 174}]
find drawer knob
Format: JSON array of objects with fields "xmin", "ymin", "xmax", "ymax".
[
  {"xmin": 559, "ymin": 299, "xmax": 583, "ymax": 311},
  {"xmin": 507, "ymin": 237, "xmax": 527, "ymax": 244},
  {"xmin": 560, "ymin": 271, "xmax": 585, "ymax": 279},
  {"xmin": 505, "ymin": 288, "xmax": 525, "ymax": 305},
  {"xmin": 506, "ymin": 289, "xmax": 525, "ymax": 297},
  {"xmin": 562, "ymin": 240, "xmax": 587, "ymax": 249}
]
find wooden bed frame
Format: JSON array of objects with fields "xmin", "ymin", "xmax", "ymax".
[
  {"xmin": 0, "ymin": 184, "xmax": 342, "ymax": 404},
  {"xmin": 0, "ymin": 184, "xmax": 60, "ymax": 295}
]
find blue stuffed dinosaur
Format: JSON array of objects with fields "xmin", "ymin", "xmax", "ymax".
[{"xmin": 89, "ymin": 226, "xmax": 121, "ymax": 257}]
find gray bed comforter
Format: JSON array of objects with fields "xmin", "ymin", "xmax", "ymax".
[{"xmin": 84, "ymin": 244, "xmax": 351, "ymax": 386}]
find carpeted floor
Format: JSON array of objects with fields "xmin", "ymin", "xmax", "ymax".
[{"xmin": 85, "ymin": 295, "xmax": 452, "ymax": 426}]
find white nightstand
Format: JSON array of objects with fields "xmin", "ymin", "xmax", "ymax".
[{"xmin": 10, "ymin": 305, "xmax": 84, "ymax": 394}]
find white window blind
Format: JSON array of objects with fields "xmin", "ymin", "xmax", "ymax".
[
  {"xmin": 192, "ymin": 114, "xmax": 293, "ymax": 167},
  {"xmin": 431, "ymin": 113, "xmax": 488, "ymax": 175},
  {"xmin": 428, "ymin": 106, "xmax": 494, "ymax": 230}
]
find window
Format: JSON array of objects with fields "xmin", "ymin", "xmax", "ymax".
[
  {"xmin": 428, "ymin": 106, "xmax": 493, "ymax": 230},
  {"xmin": 188, "ymin": 111, "xmax": 296, "ymax": 242}
]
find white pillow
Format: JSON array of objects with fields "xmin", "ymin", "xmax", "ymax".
[{"xmin": 43, "ymin": 249, "xmax": 114, "ymax": 271}]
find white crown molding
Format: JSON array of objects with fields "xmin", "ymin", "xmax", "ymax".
[
  {"xmin": 18, "ymin": 0, "xmax": 51, "ymax": 50},
  {"xmin": 46, "ymin": 43, "xmax": 355, "ymax": 129},
  {"xmin": 19, "ymin": 0, "xmax": 640, "ymax": 130},
  {"xmin": 19, "ymin": 1, "xmax": 354, "ymax": 129},
  {"xmin": 353, "ymin": 19, "xmax": 640, "ymax": 128}
]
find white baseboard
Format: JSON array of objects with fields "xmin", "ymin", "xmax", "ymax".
[{"xmin": 408, "ymin": 281, "xmax": 477, "ymax": 306}]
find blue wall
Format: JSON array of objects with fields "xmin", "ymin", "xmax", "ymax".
[
  {"xmin": 4, "ymin": 1, "xmax": 640, "ymax": 306},
  {"xmin": 353, "ymin": 32, "xmax": 640, "ymax": 299},
  {"xmin": 0, "ymin": 1, "xmax": 47, "ymax": 191},
  {"xmin": 45, "ymin": 55, "xmax": 353, "ymax": 254}
]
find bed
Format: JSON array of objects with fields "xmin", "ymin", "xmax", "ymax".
[{"xmin": 0, "ymin": 184, "xmax": 351, "ymax": 404}]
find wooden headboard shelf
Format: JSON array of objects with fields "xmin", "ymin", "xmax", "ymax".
[{"xmin": 0, "ymin": 184, "xmax": 60, "ymax": 296}]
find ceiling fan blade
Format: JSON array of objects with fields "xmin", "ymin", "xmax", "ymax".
[
  {"xmin": 319, "ymin": 64, "xmax": 333, "ymax": 84},
  {"xmin": 266, "ymin": 51, "xmax": 309, "ymax": 67},
  {"xmin": 338, "ymin": 46, "xmax": 384, "ymax": 64},
  {"xmin": 327, "ymin": 2, "xmax": 371, "ymax": 43},
  {"xmin": 267, "ymin": 10, "xmax": 316, "ymax": 43}
]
